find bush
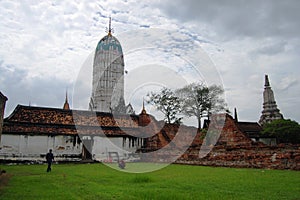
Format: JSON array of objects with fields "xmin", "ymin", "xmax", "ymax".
[{"xmin": 261, "ymin": 119, "xmax": 300, "ymax": 144}]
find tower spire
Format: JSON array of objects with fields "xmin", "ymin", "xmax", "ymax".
[
  {"xmin": 90, "ymin": 17, "xmax": 124, "ymax": 113},
  {"xmin": 139, "ymin": 97, "xmax": 151, "ymax": 126},
  {"xmin": 259, "ymin": 74, "xmax": 283, "ymax": 125},
  {"xmin": 234, "ymin": 107, "xmax": 238, "ymax": 122},
  {"xmin": 108, "ymin": 16, "xmax": 112, "ymax": 36},
  {"xmin": 63, "ymin": 89, "xmax": 70, "ymax": 110},
  {"xmin": 265, "ymin": 74, "xmax": 270, "ymax": 87},
  {"xmin": 141, "ymin": 98, "xmax": 146, "ymax": 114},
  {"xmin": 65, "ymin": 90, "xmax": 68, "ymax": 103}
]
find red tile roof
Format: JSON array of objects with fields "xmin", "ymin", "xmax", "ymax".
[{"xmin": 3, "ymin": 105, "xmax": 152, "ymax": 137}]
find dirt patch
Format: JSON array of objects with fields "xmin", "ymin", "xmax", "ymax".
[{"xmin": 0, "ymin": 172, "xmax": 12, "ymax": 191}]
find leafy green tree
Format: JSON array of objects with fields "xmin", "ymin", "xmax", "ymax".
[
  {"xmin": 147, "ymin": 87, "xmax": 182, "ymax": 124},
  {"xmin": 261, "ymin": 119, "xmax": 300, "ymax": 144},
  {"xmin": 175, "ymin": 82, "xmax": 226, "ymax": 129}
]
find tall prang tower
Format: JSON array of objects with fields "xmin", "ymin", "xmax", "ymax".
[
  {"xmin": 89, "ymin": 18, "xmax": 126, "ymax": 113},
  {"xmin": 259, "ymin": 75, "xmax": 283, "ymax": 125}
]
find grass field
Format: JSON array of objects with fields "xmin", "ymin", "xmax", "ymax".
[{"xmin": 0, "ymin": 163, "xmax": 299, "ymax": 200}]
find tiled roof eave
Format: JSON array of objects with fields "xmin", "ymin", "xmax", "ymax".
[{"xmin": 3, "ymin": 121, "xmax": 144, "ymax": 137}]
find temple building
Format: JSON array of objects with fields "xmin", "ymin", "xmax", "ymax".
[
  {"xmin": 259, "ymin": 75, "xmax": 283, "ymax": 125},
  {"xmin": 89, "ymin": 18, "xmax": 128, "ymax": 113},
  {"xmin": 0, "ymin": 99, "xmax": 153, "ymax": 162}
]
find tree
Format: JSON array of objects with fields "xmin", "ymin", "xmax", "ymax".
[
  {"xmin": 261, "ymin": 119, "xmax": 300, "ymax": 144},
  {"xmin": 147, "ymin": 87, "xmax": 182, "ymax": 124},
  {"xmin": 175, "ymin": 82, "xmax": 226, "ymax": 129},
  {"xmin": 206, "ymin": 84, "xmax": 227, "ymax": 115}
]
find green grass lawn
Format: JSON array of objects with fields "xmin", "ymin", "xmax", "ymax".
[{"xmin": 0, "ymin": 163, "xmax": 299, "ymax": 200}]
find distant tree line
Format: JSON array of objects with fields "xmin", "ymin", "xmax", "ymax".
[
  {"xmin": 147, "ymin": 82, "xmax": 300, "ymax": 144},
  {"xmin": 147, "ymin": 82, "xmax": 227, "ymax": 129},
  {"xmin": 261, "ymin": 119, "xmax": 300, "ymax": 144}
]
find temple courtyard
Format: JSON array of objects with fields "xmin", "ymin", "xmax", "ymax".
[{"xmin": 0, "ymin": 163, "xmax": 299, "ymax": 199}]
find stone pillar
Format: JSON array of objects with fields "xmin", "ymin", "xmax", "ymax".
[{"xmin": 0, "ymin": 92, "xmax": 8, "ymax": 143}]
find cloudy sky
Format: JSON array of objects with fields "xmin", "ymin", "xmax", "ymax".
[{"xmin": 1, "ymin": 0, "xmax": 300, "ymax": 125}]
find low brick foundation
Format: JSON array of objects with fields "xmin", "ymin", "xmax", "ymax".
[{"xmin": 177, "ymin": 145, "xmax": 300, "ymax": 170}]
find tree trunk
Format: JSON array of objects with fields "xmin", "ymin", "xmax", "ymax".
[
  {"xmin": 167, "ymin": 115, "xmax": 171, "ymax": 124},
  {"xmin": 197, "ymin": 116, "xmax": 201, "ymax": 130}
]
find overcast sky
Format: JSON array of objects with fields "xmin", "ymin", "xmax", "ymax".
[{"xmin": 1, "ymin": 0, "xmax": 299, "ymax": 125}]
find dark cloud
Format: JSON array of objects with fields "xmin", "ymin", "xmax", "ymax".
[
  {"xmin": 159, "ymin": 0, "xmax": 300, "ymax": 40},
  {"xmin": 0, "ymin": 61, "xmax": 71, "ymax": 117},
  {"xmin": 250, "ymin": 41, "xmax": 287, "ymax": 56}
]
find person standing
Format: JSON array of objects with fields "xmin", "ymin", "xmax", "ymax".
[{"xmin": 46, "ymin": 149, "xmax": 54, "ymax": 172}]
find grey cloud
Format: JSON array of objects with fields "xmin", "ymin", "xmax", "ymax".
[
  {"xmin": 250, "ymin": 41, "xmax": 287, "ymax": 56},
  {"xmin": 158, "ymin": 0, "xmax": 300, "ymax": 40},
  {"xmin": 277, "ymin": 77, "xmax": 298, "ymax": 91},
  {"xmin": 0, "ymin": 61, "xmax": 71, "ymax": 117}
]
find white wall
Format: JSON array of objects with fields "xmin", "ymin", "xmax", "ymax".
[
  {"xmin": 92, "ymin": 136, "xmax": 142, "ymax": 162},
  {"xmin": 0, "ymin": 134, "xmax": 143, "ymax": 162},
  {"xmin": 0, "ymin": 134, "xmax": 82, "ymax": 161}
]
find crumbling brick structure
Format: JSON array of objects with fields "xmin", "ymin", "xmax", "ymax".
[{"xmin": 141, "ymin": 114, "xmax": 300, "ymax": 170}]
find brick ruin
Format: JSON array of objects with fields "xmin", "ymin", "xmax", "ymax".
[
  {"xmin": 136, "ymin": 74, "xmax": 299, "ymax": 170},
  {"xmin": 141, "ymin": 114, "xmax": 300, "ymax": 170}
]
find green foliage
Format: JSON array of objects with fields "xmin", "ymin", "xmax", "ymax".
[
  {"xmin": 0, "ymin": 163, "xmax": 300, "ymax": 200},
  {"xmin": 176, "ymin": 82, "xmax": 226, "ymax": 129},
  {"xmin": 147, "ymin": 87, "xmax": 182, "ymax": 124},
  {"xmin": 147, "ymin": 83, "xmax": 226, "ymax": 128},
  {"xmin": 261, "ymin": 119, "xmax": 300, "ymax": 144}
]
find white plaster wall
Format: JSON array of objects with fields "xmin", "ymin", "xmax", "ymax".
[
  {"xmin": 0, "ymin": 133, "xmax": 142, "ymax": 162},
  {"xmin": 0, "ymin": 134, "xmax": 82, "ymax": 161},
  {"xmin": 92, "ymin": 136, "xmax": 142, "ymax": 162},
  {"xmin": 54, "ymin": 135, "xmax": 82, "ymax": 154},
  {"xmin": 22, "ymin": 135, "xmax": 47, "ymax": 155},
  {"xmin": 0, "ymin": 134, "xmax": 20, "ymax": 154}
]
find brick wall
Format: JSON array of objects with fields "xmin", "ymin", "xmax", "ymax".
[
  {"xmin": 142, "ymin": 114, "xmax": 300, "ymax": 170},
  {"xmin": 176, "ymin": 145, "xmax": 300, "ymax": 170}
]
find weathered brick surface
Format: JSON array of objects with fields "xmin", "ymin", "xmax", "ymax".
[
  {"xmin": 177, "ymin": 145, "xmax": 300, "ymax": 170},
  {"xmin": 178, "ymin": 115, "xmax": 300, "ymax": 170},
  {"xmin": 143, "ymin": 114, "xmax": 300, "ymax": 170}
]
